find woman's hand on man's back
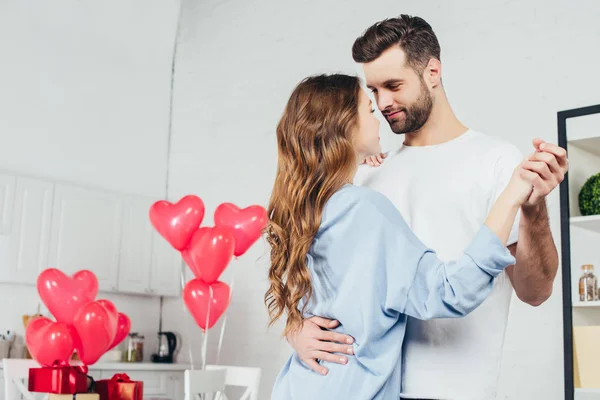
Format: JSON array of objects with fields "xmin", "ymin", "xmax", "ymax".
[{"xmin": 286, "ymin": 316, "xmax": 355, "ymax": 375}]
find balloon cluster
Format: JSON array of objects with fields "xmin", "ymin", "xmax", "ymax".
[
  {"xmin": 26, "ymin": 269, "xmax": 131, "ymax": 366},
  {"xmin": 149, "ymin": 195, "xmax": 267, "ymax": 330}
]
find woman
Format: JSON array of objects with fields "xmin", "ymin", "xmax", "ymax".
[{"xmin": 265, "ymin": 74, "xmax": 530, "ymax": 400}]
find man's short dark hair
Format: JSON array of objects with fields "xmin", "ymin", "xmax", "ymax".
[{"xmin": 352, "ymin": 15, "xmax": 441, "ymax": 73}]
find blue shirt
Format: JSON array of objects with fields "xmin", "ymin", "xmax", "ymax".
[{"xmin": 271, "ymin": 185, "xmax": 516, "ymax": 400}]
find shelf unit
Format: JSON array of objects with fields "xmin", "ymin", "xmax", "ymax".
[
  {"xmin": 559, "ymin": 104, "xmax": 600, "ymax": 400},
  {"xmin": 576, "ymin": 388, "xmax": 600, "ymax": 400},
  {"xmin": 571, "ymin": 216, "xmax": 600, "ymax": 234},
  {"xmin": 573, "ymin": 301, "xmax": 600, "ymax": 308}
]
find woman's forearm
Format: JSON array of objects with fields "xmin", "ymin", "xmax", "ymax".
[{"xmin": 484, "ymin": 192, "xmax": 521, "ymax": 245}]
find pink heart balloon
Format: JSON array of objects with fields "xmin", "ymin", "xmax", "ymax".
[
  {"xmin": 97, "ymin": 299, "xmax": 119, "ymax": 344},
  {"xmin": 149, "ymin": 195, "xmax": 205, "ymax": 251},
  {"xmin": 25, "ymin": 317, "xmax": 74, "ymax": 366},
  {"xmin": 182, "ymin": 250, "xmax": 195, "ymax": 272},
  {"xmin": 181, "ymin": 227, "xmax": 235, "ymax": 283},
  {"xmin": 72, "ymin": 301, "xmax": 113, "ymax": 365},
  {"xmin": 183, "ymin": 279, "xmax": 230, "ymax": 330},
  {"xmin": 108, "ymin": 313, "xmax": 131, "ymax": 351},
  {"xmin": 36, "ymin": 269, "xmax": 98, "ymax": 325},
  {"xmin": 214, "ymin": 203, "xmax": 267, "ymax": 257}
]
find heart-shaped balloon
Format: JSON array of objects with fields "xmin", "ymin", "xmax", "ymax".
[
  {"xmin": 25, "ymin": 317, "xmax": 74, "ymax": 366},
  {"xmin": 72, "ymin": 301, "xmax": 114, "ymax": 365},
  {"xmin": 181, "ymin": 250, "xmax": 195, "ymax": 273},
  {"xmin": 182, "ymin": 227, "xmax": 235, "ymax": 283},
  {"xmin": 37, "ymin": 269, "xmax": 99, "ymax": 325},
  {"xmin": 97, "ymin": 299, "xmax": 119, "ymax": 344},
  {"xmin": 149, "ymin": 195, "xmax": 205, "ymax": 251},
  {"xmin": 107, "ymin": 313, "xmax": 131, "ymax": 351},
  {"xmin": 183, "ymin": 279, "xmax": 230, "ymax": 330},
  {"xmin": 214, "ymin": 203, "xmax": 267, "ymax": 257}
]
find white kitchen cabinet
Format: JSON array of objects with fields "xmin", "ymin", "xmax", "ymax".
[
  {"xmin": 0, "ymin": 174, "xmax": 16, "ymax": 235},
  {"xmin": 117, "ymin": 196, "xmax": 154, "ymax": 294},
  {"xmin": 0, "ymin": 170, "xmax": 179, "ymax": 297},
  {"xmin": 118, "ymin": 195, "xmax": 181, "ymax": 297},
  {"xmin": 169, "ymin": 373, "xmax": 184, "ymax": 400},
  {"xmin": 48, "ymin": 184, "xmax": 122, "ymax": 291},
  {"xmin": 149, "ymin": 231, "xmax": 182, "ymax": 297},
  {"xmin": 0, "ymin": 177, "xmax": 53, "ymax": 283}
]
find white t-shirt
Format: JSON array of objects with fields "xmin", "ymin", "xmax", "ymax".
[{"xmin": 354, "ymin": 129, "xmax": 523, "ymax": 400}]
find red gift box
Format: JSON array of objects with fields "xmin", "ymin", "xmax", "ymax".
[
  {"xmin": 28, "ymin": 364, "xmax": 89, "ymax": 394},
  {"xmin": 95, "ymin": 373, "xmax": 143, "ymax": 400}
]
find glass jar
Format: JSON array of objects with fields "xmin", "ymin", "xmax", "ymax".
[
  {"xmin": 125, "ymin": 333, "xmax": 144, "ymax": 362},
  {"xmin": 579, "ymin": 264, "xmax": 598, "ymax": 302}
]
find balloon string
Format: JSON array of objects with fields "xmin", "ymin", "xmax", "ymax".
[
  {"xmin": 201, "ymin": 286, "xmax": 212, "ymax": 371},
  {"xmin": 179, "ymin": 261, "xmax": 195, "ymax": 370},
  {"xmin": 215, "ymin": 257, "xmax": 238, "ymax": 365}
]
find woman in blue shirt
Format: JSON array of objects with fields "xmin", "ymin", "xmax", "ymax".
[{"xmin": 265, "ymin": 74, "xmax": 531, "ymax": 400}]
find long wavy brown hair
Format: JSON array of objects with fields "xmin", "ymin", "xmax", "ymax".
[{"xmin": 265, "ymin": 74, "xmax": 361, "ymax": 335}]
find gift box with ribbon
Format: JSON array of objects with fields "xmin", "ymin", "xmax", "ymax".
[
  {"xmin": 28, "ymin": 363, "xmax": 89, "ymax": 394},
  {"xmin": 95, "ymin": 373, "xmax": 143, "ymax": 400},
  {"xmin": 49, "ymin": 394, "xmax": 100, "ymax": 400}
]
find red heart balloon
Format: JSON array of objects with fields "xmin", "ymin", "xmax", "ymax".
[
  {"xmin": 97, "ymin": 299, "xmax": 119, "ymax": 344},
  {"xmin": 37, "ymin": 269, "xmax": 98, "ymax": 325},
  {"xmin": 183, "ymin": 279, "xmax": 230, "ymax": 330},
  {"xmin": 72, "ymin": 301, "xmax": 113, "ymax": 365},
  {"xmin": 214, "ymin": 203, "xmax": 268, "ymax": 257},
  {"xmin": 25, "ymin": 317, "xmax": 74, "ymax": 366},
  {"xmin": 182, "ymin": 227, "xmax": 235, "ymax": 283},
  {"xmin": 108, "ymin": 313, "xmax": 131, "ymax": 351},
  {"xmin": 149, "ymin": 195, "xmax": 205, "ymax": 251},
  {"xmin": 181, "ymin": 250, "xmax": 195, "ymax": 272}
]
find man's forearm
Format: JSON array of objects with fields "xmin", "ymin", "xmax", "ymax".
[{"xmin": 510, "ymin": 201, "xmax": 558, "ymax": 306}]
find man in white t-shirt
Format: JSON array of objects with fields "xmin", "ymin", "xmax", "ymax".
[{"xmin": 286, "ymin": 15, "xmax": 568, "ymax": 400}]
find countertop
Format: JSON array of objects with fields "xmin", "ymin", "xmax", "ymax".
[
  {"xmin": 88, "ymin": 362, "xmax": 192, "ymax": 371},
  {"xmin": 0, "ymin": 359, "xmax": 192, "ymax": 371}
]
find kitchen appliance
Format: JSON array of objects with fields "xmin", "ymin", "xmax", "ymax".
[
  {"xmin": 151, "ymin": 331, "xmax": 178, "ymax": 363},
  {"xmin": 151, "ymin": 297, "xmax": 179, "ymax": 363}
]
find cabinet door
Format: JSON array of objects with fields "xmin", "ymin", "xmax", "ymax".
[
  {"xmin": 0, "ymin": 177, "xmax": 53, "ymax": 283},
  {"xmin": 48, "ymin": 184, "xmax": 122, "ymax": 291},
  {"xmin": 149, "ymin": 231, "xmax": 182, "ymax": 297},
  {"xmin": 0, "ymin": 173, "xmax": 16, "ymax": 235},
  {"xmin": 117, "ymin": 196, "xmax": 154, "ymax": 294},
  {"xmin": 169, "ymin": 373, "xmax": 185, "ymax": 400}
]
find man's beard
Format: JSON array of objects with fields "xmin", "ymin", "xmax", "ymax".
[{"xmin": 388, "ymin": 79, "xmax": 433, "ymax": 134}]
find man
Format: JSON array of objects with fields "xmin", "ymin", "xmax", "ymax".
[{"xmin": 286, "ymin": 15, "xmax": 568, "ymax": 400}]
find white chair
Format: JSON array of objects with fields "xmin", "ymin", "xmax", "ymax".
[
  {"xmin": 206, "ymin": 365, "xmax": 261, "ymax": 400},
  {"xmin": 2, "ymin": 358, "xmax": 44, "ymax": 400},
  {"xmin": 184, "ymin": 368, "xmax": 227, "ymax": 400}
]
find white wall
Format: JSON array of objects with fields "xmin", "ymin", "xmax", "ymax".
[
  {"xmin": 0, "ymin": 0, "xmax": 179, "ymax": 361},
  {"xmin": 0, "ymin": 0, "xmax": 179, "ymax": 198},
  {"xmin": 169, "ymin": 0, "xmax": 600, "ymax": 398}
]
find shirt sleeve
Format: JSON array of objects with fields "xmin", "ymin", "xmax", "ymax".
[{"xmin": 317, "ymin": 192, "xmax": 516, "ymax": 322}]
